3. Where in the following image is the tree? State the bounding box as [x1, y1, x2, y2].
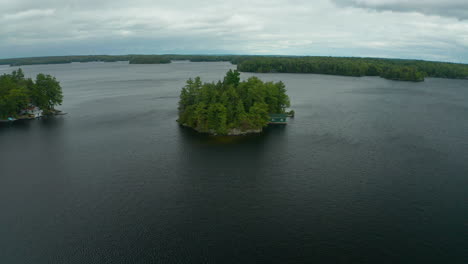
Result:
[0, 71, 29, 118]
[223, 69, 240, 87]
[5, 87, 30, 114]
[248, 102, 269, 128]
[11, 68, 25, 81]
[32, 74, 63, 111]
[207, 103, 227, 134]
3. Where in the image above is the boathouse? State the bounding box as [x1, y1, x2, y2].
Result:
[20, 105, 43, 118]
[269, 114, 288, 124]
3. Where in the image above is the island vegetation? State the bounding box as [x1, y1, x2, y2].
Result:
[177, 70, 290, 135]
[0, 68, 63, 120]
[2, 55, 468, 82]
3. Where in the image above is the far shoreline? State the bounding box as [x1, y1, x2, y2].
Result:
[2, 55, 467, 82]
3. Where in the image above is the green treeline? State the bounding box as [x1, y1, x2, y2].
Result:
[2, 55, 468, 82]
[0, 69, 63, 118]
[129, 55, 171, 64]
[237, 56, 468, 82]
[0, 55, 133, 66]
[178, 70, 290, 135]
[129, 55, 242, 63]
[0, 55, 249, 66]
[128, 55, 255, 64]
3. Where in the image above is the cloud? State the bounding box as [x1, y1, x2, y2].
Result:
[332, 0, 468, 20]
[2, 8, 55, 20]
[0, 0, 467, 63]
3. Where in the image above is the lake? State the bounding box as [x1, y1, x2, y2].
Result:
[0, 61, 467, 263]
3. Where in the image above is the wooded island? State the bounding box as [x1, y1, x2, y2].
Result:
[177, 70, 290, 135]
[0, 69, 63, 120]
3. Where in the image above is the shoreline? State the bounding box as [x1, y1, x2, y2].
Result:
[0, 109, 66, 122]
[179, 122, 263, 136]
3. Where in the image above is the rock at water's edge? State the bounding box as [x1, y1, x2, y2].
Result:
[227, 128, 262, 136]
[179, 122, 262, 136]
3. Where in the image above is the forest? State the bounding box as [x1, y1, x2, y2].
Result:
[0, 55, 133, 66]
[0, 69, 63, 118]
[128, 55, 171, 64]
[178, 70, 290, 135]
[0, 55, 245, 66]
[237, 56, 468, 82]
[2, 55, 468, 82]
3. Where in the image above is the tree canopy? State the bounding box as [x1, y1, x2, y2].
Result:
[177, 70, 290, 135]
[237, 56, 468, 82]
[0, 69, 63, 118]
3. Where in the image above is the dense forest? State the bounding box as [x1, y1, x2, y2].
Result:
[128, 55, 251, 64]
[2, 55, 468, 82]
[0, 55, 247, 66]
[237, 56, 468, 82]
[178, 70, 290, 135]
[0, 69, 63, 118]
[128, 55, 171, 64]
[0, 55, 133, 66]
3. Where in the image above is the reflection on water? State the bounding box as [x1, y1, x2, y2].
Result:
[0, 115, 65, 129]
[40, 115, 66, 127]
[177, 124, 287, 146]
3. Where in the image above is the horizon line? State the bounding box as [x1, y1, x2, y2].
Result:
[1, 54, 467, 65]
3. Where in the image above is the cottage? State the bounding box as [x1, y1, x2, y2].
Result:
[20, 105, 43, 118]
[269, 114, 288, 124]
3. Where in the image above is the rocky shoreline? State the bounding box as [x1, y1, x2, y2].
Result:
[226, 128, 262, 136]
[179, 122, 262, 136]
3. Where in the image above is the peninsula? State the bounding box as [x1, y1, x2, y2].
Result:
[0, 69, 63, 121]
[177, 70, 291, 135]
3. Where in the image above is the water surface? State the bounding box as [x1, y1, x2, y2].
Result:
[1, 62, 467, 263]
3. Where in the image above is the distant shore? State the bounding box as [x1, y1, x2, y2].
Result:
[2, 55, 468, 82]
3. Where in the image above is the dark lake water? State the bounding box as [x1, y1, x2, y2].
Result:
[0, 61, 467, 263]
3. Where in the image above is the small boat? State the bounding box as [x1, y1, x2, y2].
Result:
[0, 117, 16, 122]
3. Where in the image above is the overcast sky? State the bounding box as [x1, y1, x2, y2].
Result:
[1, 0, 468, 63]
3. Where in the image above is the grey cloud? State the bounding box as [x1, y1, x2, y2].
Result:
[332, 0, 468, 20]
[0, 0, 467, 62]
[2, 9, 55, 20]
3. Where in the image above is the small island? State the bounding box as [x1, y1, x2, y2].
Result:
[0, 68, 64, 122]
[177, 70, 291, 135]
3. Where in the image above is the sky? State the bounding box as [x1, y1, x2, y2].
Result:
[1, 0, 468, 63]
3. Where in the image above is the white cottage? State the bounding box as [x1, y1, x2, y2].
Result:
[20, 105, 43, 118]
